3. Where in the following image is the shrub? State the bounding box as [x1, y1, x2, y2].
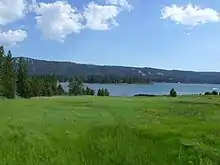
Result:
[169, 88, 177, 97]
[204, 92, 211, 95]
[211, 90, 218, 95]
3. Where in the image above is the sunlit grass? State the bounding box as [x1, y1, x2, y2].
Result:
[0, 96, 220, 164]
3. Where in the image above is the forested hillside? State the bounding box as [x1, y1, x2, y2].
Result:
[13, 57, 220, 84]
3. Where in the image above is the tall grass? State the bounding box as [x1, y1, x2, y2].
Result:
[0, 96, 219, 164]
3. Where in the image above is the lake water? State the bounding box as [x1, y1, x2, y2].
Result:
[61, 82, 220, 96]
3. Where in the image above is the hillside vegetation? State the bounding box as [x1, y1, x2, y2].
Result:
[0, 96, 220, 164]
[14, 57, 220, 84]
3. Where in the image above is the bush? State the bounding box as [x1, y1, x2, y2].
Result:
[204, 92, 211, 95]
[211, 90, 218, 95]
[169, 88, 177, 97]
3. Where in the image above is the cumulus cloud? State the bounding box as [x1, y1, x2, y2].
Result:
[0, 29, 27, 46]
[106, 0, 132, 11]
[34, 1, 83, 42]
[83, 2, 120, 30]
[0, 0, 27, 25]
[32, 0, 132, 41]
[161, 4, 220, 27]
[83, 0, 132, 31]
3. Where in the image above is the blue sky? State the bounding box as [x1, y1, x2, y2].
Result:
[1, 0, 220, 71]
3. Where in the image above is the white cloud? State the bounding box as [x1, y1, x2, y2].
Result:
[0, 29, 27, 46]
[34, 1, 83, 42]
[83, 2, 120, 30]
[161, 4, 220, 27]
[84, 0, 132, 31]
[106, 0, 132, 11]
[29, 0, 37, 11]
[0, 0, 27, 25]
[32, 0, 132, 41]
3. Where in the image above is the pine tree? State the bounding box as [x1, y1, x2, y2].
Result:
[50, 74, 58, 95]
[85, 87, 95, 96]
[169, 88, 177, 97]
[69, 77, 75, 95]
[16, 57, 29, 98]
[97, 88, 104, 96]
[40, 79, 47, 96]
[0, 46, 5, 95]
[2, 51, 16, 99]
[57, 84, 65, 95]
[69, 77, 84, 96]
[104, 88, 110, 96]
[45, 80, 53, 97]
[30, 77, 42, 97]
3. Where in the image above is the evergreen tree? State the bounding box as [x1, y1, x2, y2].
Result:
[104, 88, 110, 96]
[68, 77, 84, 95]
[16, 57, 30, 98]
[211, 90, 218, 95]
[85, 86, 95, 96]
[40, 80, 47, 96]
[30, 77, 42, 97]
[97, 88, 110, 96]
[57, 84, 65, 95]
[45, 80, 53, 97]
[97, 88, 104, 96]
[0, 46, 5, 95]
[90, 89, 95, 96]
[97, 89, 101, 96]
[24, 79, 32, 98]
[169, 88, 177, 97]
[2, 51, 16, 99]
[68, 77, 74, 95]
[50, 74, 58, 95]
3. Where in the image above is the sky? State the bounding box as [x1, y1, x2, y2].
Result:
[1, 0, 220, 71]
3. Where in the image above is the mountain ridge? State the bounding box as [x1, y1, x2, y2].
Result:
[13, 57, 220, 84]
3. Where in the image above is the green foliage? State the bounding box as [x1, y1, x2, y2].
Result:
[57, 84, 65, 95]
[0, 47, 65, 99]
[49, 74, 58, 95]
[104, 88, 110, 96]
[29, 77, 42, 97]
[97, 88, 103, 96]
[204, 92, 211, 95]
[0, 46, 5, 95]
[68, 77, 84, 96]
[0, 96, 220, 164]
[45, 80, 53, 97]
[211, 90, 218, 95]
[204, 91, 219, 96]
[14, 56, 220, 84]
[97, 88, 110, 96]
[85, 87, 95, 96]
[16, 57, 30, 98]
[1, 51, 16, 99]
[170, 88, 177, 97]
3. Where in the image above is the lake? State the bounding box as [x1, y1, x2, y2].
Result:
[61, 82, 220, 96]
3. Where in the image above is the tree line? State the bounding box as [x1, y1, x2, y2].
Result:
[49, 74, 151, 84]
[0, 46, 110, 99]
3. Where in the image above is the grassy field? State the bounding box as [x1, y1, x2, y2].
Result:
[0, 96, 220, 164]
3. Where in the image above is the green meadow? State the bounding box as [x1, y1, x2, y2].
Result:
[0, 96, 220, 165]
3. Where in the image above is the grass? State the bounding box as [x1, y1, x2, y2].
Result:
[0, 96, 220, 164]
